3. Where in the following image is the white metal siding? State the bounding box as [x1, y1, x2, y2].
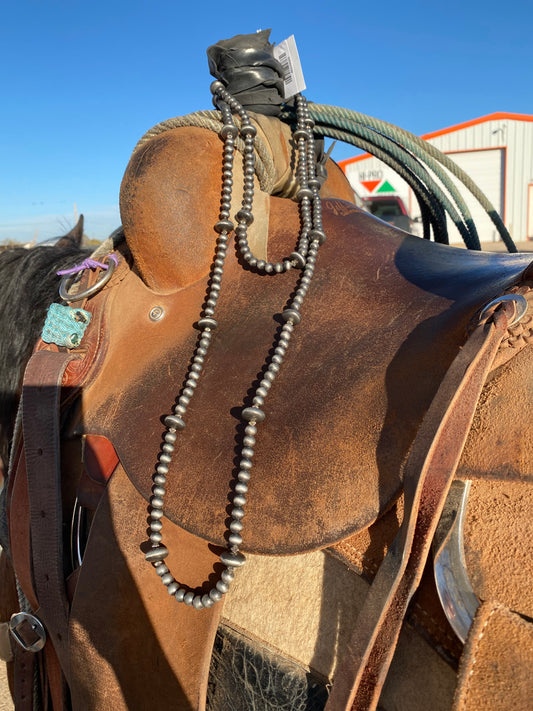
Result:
[435, 148, 504, 243]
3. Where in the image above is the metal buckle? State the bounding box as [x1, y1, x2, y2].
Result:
[9, 612, 47, 653]
[479, 293, 528, 327]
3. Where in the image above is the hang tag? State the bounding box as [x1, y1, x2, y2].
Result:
[273, 35, 306, 99]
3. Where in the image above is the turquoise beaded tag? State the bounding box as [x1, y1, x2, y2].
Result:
[41, 303, 92, 348]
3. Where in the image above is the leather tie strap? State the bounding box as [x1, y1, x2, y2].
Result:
[326, 302, 514, 711]
[21, 348, 78, 686]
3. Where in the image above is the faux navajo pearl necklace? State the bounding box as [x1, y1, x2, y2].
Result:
[145, 83, 327, 610]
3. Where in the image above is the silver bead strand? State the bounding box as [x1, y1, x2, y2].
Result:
[211, 82, 300, 275]
[145, 88, 327, 610]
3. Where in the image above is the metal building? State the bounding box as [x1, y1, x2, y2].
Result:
[339, 113, 533, 244]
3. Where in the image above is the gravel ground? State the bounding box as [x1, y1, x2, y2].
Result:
[0, 663, 13, 711]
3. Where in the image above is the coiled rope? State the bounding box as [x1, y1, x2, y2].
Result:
[301, 104, 516, 252]
[133, 105, 517, 252]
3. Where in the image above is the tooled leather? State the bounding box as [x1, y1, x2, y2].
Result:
[77, 197, 533, 556]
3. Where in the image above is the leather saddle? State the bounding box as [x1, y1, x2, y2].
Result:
[6, 122, 533, 710]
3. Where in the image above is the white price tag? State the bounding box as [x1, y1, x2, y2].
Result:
[273, 35, 306, 99]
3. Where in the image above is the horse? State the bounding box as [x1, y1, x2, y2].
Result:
[2, 34, 533, 711]
[0, 216, 89, 479]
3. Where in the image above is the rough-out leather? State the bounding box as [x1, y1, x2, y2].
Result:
[4, 120, 533, 710]
[453, 602, 533, 711]
[80, 197, 533, 555]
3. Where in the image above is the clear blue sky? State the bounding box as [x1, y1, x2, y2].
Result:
[1, 0, 531, 243]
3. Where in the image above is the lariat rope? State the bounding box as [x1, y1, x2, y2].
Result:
[133, 110, 277, 195]
[134, 106, 516, 252]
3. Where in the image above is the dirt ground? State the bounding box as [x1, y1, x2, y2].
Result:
[0, 663, 12, 711]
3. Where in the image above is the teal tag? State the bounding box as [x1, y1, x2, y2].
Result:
[41, 303, 92, 348]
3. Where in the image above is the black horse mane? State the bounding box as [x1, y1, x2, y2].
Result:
[0, 243, 91, 471]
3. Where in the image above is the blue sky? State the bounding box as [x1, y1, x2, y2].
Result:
[1, 0, 531, 243]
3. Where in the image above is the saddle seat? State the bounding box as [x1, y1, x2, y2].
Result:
[70, 195, 533, 555]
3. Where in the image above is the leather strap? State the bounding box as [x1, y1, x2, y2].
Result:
[326, 303, 514, 711]
[21, 349, 78, 686]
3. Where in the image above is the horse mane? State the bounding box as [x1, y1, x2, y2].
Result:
[0, 243, 91, 470]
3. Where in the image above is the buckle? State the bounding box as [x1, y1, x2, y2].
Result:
[8, 612, 47, 652]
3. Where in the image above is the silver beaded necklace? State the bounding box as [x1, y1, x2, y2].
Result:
[145, 83, 327, 610]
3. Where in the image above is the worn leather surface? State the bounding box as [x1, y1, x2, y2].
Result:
[77, 195, 532, 555]
[462, 477, 533, 619]
[453, 602, 533, 711]
[69, 463, 223, 710]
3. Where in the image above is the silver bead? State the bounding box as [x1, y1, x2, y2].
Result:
[282, 309, 302, 325]
[242, 406, 265, 422]
[184, 592, 195, 606]
[290, 251, 306, 269]
[228, 533, 242, 547]
[233, 494, 246, 507]
[209, 588, 223, 602]
[229, 519, 243, 533]
[161, 573, 174, 586]
[220, 551, 246, 567]
[193, 595, 204, 610]
[231, 507, 245, 520]
[202, 594, 215, 608]
[221, 568, 235, 583]
[197, 317, 218, 330]
[216, 579, 230, 594]
[235, 481, 248, 494]
[164, 414, 185, 430]
[175, 588, 186, 602]
[167, 582, 179, 595]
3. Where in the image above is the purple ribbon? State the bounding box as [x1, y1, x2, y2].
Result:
[57, 253, 118, 276]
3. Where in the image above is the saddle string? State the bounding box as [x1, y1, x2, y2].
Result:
[144, 86, 326, 610]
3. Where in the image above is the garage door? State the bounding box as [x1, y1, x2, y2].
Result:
[443, 148, 504, 244]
